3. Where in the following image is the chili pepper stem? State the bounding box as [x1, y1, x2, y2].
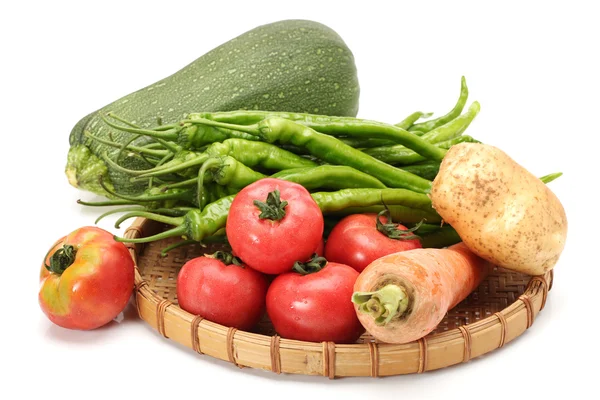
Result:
[136, 153, 210, 179]
[105, 116, 182, 154]
[114, 225, 187, 244]
[101, 152, 156, 176]
[149, 153, 176, 189]
[160, 239, 199, 257]
[102, 113, 179, 141]
[540, 172, 563, 184]
[83, 131, 170, 158]
[114, 210, 182, 229]
[182, 118, 262, 136]
[94, 206, 146, 224]
[395, 111, 433, 130]
[77, 199, 138, 207]
[94, 176, 190, 207]
[352, 284, 409, 325]
[162, 177, 198, 189]
[197, 158, 221, 210]
[409, 76, 469, 133]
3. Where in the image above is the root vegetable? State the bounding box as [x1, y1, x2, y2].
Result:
[352, 243, 491, 344]
[429, 143, 567, 276]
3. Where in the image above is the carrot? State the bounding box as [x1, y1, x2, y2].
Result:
[351, 242, 492, 344]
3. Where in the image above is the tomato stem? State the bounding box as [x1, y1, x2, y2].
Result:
[352, 284, 409, 325]
[253, 190, 288, 221]
[208, 250, 244, 267]
[45, 245, 76, 275]
[376, 209, 423, 241]
[293, 253, 327, 275]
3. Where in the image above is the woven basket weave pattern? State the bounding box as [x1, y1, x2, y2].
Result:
[127, 220, 552, 378]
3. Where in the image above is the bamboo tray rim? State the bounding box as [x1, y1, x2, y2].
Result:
[125, 217, 553, 379]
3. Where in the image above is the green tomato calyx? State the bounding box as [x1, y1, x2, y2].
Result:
[253, 189, 288, 221]
[208, 250, 244, 267]
[46, 245, 77, 275]
[292, 253, 327, 275]
[376, 209, 423, 241]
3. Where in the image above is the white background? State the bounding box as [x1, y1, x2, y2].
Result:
[1, 1, 597, 399]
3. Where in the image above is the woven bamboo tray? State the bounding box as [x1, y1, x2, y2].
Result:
[125, 218, 553, 378]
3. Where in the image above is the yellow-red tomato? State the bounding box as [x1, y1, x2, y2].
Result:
[39, 226, 135, 330]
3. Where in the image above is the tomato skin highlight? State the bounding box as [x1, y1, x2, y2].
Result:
[325, 213, 422, 272]
[266, 262, 365, 344]
[176, 256, 268, 331]
[226, 178, 324, 275]
[38, 226, 135, 330]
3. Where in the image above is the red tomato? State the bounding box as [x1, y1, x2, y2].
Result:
[266, 262, 365, 343]
[262, 239, 325, 285]
[39, 226, 135, 330]
[226, 178, 324, 275]
[176, 252, 268, 331]
[314, 238, 325, 257]
[324, 213, 422, 272]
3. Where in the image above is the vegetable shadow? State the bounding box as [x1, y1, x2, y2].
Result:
[43, 297, 142, 344]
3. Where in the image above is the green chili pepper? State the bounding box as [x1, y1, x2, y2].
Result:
[257, 119, 434, 193]
[213, 182, 232, 201]
[77, 177, 214, 210]
[185, 117, 433, 193]
[195, 155, 267, 208]
[363, 131, 480, 166]
[113, 195, 235, 245]
[338, 137, 397, 148]
[189, 112, 447, 161]
[188, 75, 468, 136]
[81, 162, 390, 221]
[311, 188, 433, 213]
[175, 123, 260, 149]
[199, 156, 267, 188]
[324, 205, 441, 224]
[206, 139, 317, 171]
[196, 160, 388, 208]
[419, 101, 481, 144]
[394, 111, 433, 131]
[120, 109, 447, 162]
[101, 149, 203, 178]
[400, 161, 441, 181]
[101, 138, 317, 180]
[271, 165, 387, 190]
[190, 109, 381, 126]
[102, 113, 259, 150]
[84, 130, 171, 159]
[189, 76, 469, 136]
[417, 225, 462, 248]
[408, 76, 469, 134]
[112, 188, 436, 245]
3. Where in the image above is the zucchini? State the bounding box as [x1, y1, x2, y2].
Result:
[66, 19, 360, 197]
